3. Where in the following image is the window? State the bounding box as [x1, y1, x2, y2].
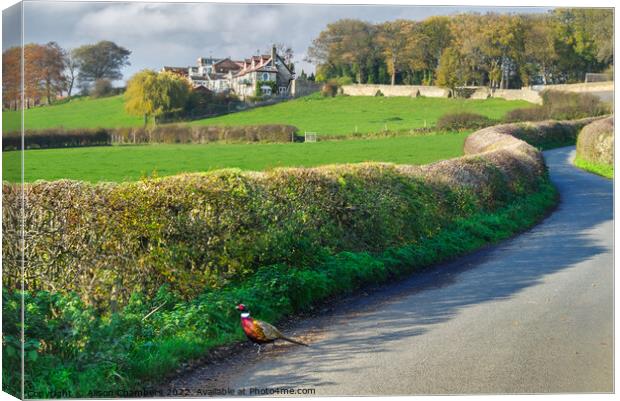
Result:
[262, 72, 269, 81]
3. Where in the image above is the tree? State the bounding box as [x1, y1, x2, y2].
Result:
[436, 47, 467, 92]
[522, 15, 558, 85]
[40, 42, 66, 104]
[376, 20, 414, 85]
[307, 19, 378, 83]
[74, 41, 131, 87]
[63, 48, 79, 97]
[2, 47, 21, 110]
[125, 70, 190, 125]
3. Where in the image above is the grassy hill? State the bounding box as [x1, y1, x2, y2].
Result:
[2, 95, 143, 132]
[3, 132, 469, 182]
[191, 94, 532, 135]
[3, 93, 531, 134]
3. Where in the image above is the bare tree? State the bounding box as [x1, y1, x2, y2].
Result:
[64, 48, 79, 97]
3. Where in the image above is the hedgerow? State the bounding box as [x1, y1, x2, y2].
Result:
[503, 90, 611, 123]
[576, 116, 614, 165]
[2, 124, 298, 150]
[2, 117, 585, 397]
[3, 177, 557, 398]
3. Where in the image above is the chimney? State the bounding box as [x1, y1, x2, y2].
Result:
[271, 44, 277, 65]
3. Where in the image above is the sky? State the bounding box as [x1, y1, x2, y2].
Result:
[3, 1, 552, 83]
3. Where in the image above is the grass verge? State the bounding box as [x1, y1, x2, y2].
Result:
[3, 176, 557, 398]
[573, 157, 613, 179]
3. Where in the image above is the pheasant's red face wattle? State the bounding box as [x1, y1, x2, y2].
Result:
[236, 304, 246, 311]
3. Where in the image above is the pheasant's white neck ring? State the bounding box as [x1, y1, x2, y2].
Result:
[240, 312, 250, 318]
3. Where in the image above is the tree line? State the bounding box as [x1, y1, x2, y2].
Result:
[306, 8, 613, 89]
[2, 40, 130, 110]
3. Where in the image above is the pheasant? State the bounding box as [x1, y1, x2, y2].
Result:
[236, 304, 308, 353]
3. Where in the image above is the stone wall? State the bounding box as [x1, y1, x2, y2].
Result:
[291, 79, 321, 97]
[471, 87, 543, 104]
[341, 84, 450, 98]
[539, 81, 614, 93]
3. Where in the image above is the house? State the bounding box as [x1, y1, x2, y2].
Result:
[173, 45, 295, 98]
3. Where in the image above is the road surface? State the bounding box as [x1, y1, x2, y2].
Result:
[169, 146, 613, 395]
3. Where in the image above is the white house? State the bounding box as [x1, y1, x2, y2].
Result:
[164, 45, 294, 98]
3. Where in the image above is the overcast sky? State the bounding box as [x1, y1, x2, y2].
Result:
[3, 1, 551, 82]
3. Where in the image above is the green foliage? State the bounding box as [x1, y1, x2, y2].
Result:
[73, 41, 131, 84]
[255, 80, 277, 97]
[2, 176, 557, 398]
[437, 112, 494, 131]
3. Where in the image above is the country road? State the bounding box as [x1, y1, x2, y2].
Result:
[168, 146, 613, 395]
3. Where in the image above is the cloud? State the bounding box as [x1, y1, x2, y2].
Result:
[15, 1, 551, 81]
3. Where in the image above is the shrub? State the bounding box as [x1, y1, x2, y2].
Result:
[375, 90, 384, 97]
[437, 112, 494, 131]
[504, 90, 610, 123]
[321, 80, 339, 97]
[91, 79, 114, 98]
[576, 116, 614, 165]
[504, 107, 549, 122]
[335, 76, 354, 86]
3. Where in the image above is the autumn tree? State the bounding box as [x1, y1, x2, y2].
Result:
[2, 47, 21, 110]
[376, 20, 414, 85]
[125, 70, 190, 125]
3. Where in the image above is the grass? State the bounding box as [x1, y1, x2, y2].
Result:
[573, 157, 613, 179]
[2, 132, 469, 182]
[3, 176, 558, 398]
[191, 94, 532, 135]
[3, 93, 531, 134]
[2, 95, 143, 132]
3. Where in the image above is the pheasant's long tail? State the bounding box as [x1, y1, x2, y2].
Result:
[280, 336, 309, 346]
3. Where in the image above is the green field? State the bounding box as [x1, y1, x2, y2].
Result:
[192, 94, 531, 135]
[3, 132, 469, 182]
[3, 93, 530, 134]
[2, 95, 143, 132]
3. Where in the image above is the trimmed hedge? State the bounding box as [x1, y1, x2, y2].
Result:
[576, 116, 614, 165]
[2, 128, 111, 151]
[112, 124, 297, 144]
[2, 124, 299, 151]
[3, 180, 558, 398]
[3, 117, 587, 308]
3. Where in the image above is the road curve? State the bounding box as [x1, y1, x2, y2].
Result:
[171, 146, 613, 395]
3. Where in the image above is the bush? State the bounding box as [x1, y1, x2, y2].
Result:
[576, 116, 614, 165]
[504, 90, 610, 123]
[321, 80, 339, 97]
[437, 112, 494, 131]
[91, 79, 114, 98]
[375, 90, 384, 97]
